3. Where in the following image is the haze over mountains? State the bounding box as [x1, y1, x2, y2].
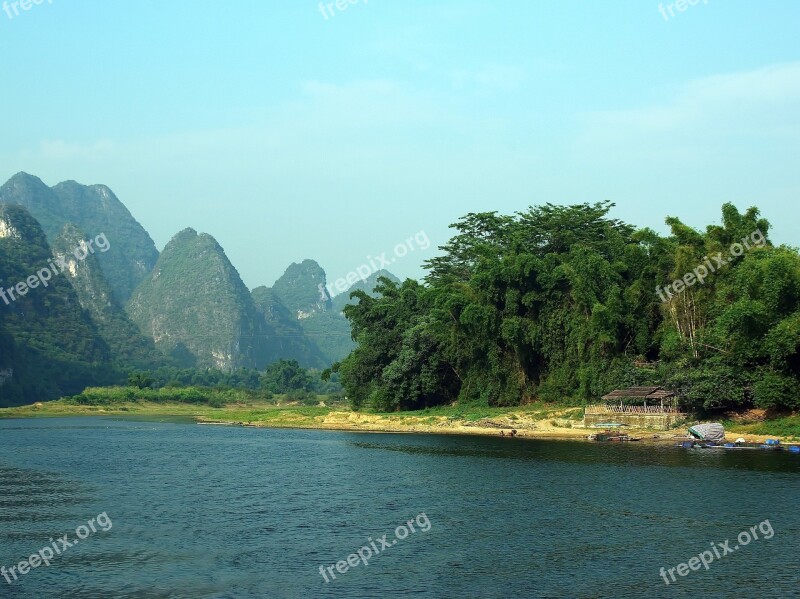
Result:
[0, 173, 398, 405]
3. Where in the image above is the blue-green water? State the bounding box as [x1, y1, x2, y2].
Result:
[0, 417, 798, 598]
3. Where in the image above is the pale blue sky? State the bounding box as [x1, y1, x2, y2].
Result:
[1, 1, 798, 291]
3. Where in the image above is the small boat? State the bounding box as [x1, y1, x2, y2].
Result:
[720, 443, 763, 450]
[679, 441, 725, 449]
[678, 439, 800, 452]
[588, 429, 635, 442]
[677, 423, 727, 449]
[688, 423, 725, 443]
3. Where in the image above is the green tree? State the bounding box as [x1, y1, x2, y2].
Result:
[259, 359, 312, 393]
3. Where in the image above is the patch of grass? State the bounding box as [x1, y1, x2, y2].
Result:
[387, 405, 501, 421]
[379, 402, 581, 426]
[723, 415, 800, 441]
[0, 398, 330, 427]
[61, 386, 277, 407]
[530, 409, 560, 421]
[4, 395, 796, 442]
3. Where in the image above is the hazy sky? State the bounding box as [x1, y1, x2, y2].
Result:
[1, 1, 798, 291]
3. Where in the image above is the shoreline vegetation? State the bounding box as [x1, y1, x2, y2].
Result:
[4, 201, 799, 443]
[1, 387, 797, 443]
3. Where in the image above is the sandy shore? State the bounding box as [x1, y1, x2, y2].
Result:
[4, 400, 794, 444]
[198, 410, 800, 445]
[197, 410, 688, 444]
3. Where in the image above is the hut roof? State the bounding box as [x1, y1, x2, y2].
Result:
[601, 386, 675, 401]
[646, 389, 675, 400]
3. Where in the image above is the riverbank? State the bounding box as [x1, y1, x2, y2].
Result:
[2, 399, 798, 443]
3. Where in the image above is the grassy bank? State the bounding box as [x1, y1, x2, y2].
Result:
[0, 399, 602, 440]
[721, 415, 800, 440]
[1, 389, 798, 442]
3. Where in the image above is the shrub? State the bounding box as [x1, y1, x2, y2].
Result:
[286, 389, 319, 405]
[208, 396, 226, 408]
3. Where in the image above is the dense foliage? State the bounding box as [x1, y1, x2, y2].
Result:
[128, 360, 341, 395]
[333, 203, 800, 414]
[66, 386, 276, 407]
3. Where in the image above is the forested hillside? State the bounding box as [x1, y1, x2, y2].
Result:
[126, 228, 271, 370]
[50, 224, 162, 370]
[333, 202, 800, 414]
[0, 205, 115, 405]
[0, 173, 159, 303]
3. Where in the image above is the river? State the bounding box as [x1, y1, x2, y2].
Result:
[0, 417, 797, 598]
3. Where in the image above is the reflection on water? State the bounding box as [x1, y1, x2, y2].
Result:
[349, 435, 800, 473]
[0, 417, 797, 598]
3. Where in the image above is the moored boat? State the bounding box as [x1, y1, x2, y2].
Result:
[588, 429, 639, 442]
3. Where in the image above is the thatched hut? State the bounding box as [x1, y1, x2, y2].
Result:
[584, 386, 684, 430]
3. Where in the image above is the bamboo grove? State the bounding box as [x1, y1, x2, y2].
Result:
[331, 202, 800, 415]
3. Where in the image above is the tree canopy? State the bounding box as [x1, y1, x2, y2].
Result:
[332, 202, 800, 414]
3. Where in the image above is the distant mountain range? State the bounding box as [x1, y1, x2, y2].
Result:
[0, 173, 158, 303]
[0, 172, 400, 405]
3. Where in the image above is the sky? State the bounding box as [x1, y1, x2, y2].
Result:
[1, 0, 798, 292]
